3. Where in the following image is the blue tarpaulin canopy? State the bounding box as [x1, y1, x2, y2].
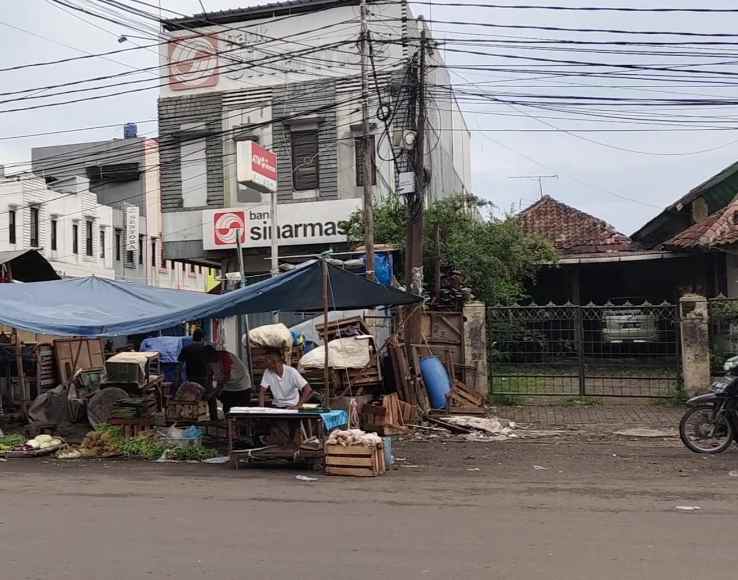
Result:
[0, 260, 420, 337]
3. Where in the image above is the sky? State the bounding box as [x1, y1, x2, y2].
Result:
[2, 0, 738, 236]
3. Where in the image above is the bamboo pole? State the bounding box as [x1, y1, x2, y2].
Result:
[322, 259, 330, 404]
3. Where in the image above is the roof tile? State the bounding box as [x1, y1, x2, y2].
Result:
[517, 195, 633, 255]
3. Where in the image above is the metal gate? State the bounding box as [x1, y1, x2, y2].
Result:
[708, 297, 738, 373]
[487, 302, 681, 398]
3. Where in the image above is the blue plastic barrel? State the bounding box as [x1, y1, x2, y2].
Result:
[420, 356, 451, 409]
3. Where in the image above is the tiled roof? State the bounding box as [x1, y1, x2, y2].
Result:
[665, 196, 738, 249]
[517, 195, 633, 255]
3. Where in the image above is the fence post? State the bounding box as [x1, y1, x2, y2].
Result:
[575, 305, 586, 396]
[463, 301, 489, 395]
[679, 294, 710, 396]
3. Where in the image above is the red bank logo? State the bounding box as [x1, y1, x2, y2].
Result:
[214, 211, 246, 246]
[169, 36, 219, 91]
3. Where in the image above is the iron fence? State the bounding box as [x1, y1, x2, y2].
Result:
[708, 297, 738, 373]
[487, 302, 681, 398]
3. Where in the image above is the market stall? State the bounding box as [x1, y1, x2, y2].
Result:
[0, 260, 421, 472]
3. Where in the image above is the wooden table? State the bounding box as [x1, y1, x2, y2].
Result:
[226, 410, 327, 470]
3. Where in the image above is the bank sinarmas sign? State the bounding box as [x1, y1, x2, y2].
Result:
[202, 199, 361, 251]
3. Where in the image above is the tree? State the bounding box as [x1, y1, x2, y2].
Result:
[345, 193, 556, 305]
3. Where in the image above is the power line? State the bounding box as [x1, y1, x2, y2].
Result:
[380, 1, 738, 13]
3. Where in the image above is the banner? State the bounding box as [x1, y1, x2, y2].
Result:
[202, 199, 361, 250]
[125, 206, 139, 251]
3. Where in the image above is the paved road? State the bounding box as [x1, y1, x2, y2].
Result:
[2, 435, 737, 580]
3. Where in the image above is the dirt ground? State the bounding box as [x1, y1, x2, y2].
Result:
[2, 415, 738, 580]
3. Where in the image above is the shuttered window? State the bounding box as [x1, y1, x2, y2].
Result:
[291, 131, 319, 191]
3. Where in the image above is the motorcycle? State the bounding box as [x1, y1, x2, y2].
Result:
[680, 355, 738, 454]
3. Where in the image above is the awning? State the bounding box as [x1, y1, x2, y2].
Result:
[0, 260, 420, 337]
[0, 250, 60, 282]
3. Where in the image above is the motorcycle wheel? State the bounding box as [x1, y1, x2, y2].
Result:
[680, 404, 734, 454]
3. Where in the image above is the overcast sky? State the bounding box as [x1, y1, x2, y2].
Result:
[2, 0, 738, 235]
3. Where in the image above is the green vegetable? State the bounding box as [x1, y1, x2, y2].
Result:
[0, 434, 25, 452]
[119, 432, 166, 460]
[168, 445, 218, 461]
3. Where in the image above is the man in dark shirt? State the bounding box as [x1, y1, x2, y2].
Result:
[178, 329, 217, 419]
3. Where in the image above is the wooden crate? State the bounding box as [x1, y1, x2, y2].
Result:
[325, 443, 386, 477]
[109, 417, 154, 438]
[166, 400, 209, 422]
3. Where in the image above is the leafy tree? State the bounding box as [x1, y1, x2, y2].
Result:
[345, 193, 556, 304]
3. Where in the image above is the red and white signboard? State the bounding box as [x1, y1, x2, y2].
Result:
[168, 36, 219, 91]
[202, 199, 361, 251]
[212, 210, 247, 247]
[236, 141, 278, 193]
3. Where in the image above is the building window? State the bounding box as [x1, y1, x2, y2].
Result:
[126, 250, 134, 267]
[99, 228, 106, 259]
[51, 219, 57, 251]
[85, 220, 93, 256]
[138, 235, 144, 265]
[190, 263, 195, 274]
[355, 135, 377, 187]
[30, 207, 39, 247]
[9, 210, 16, 244]
[151, 239, 157, 268]
[160, 243, 166, 269]
[115, 229, 121, 261]
[72, 224, 79, 254]
[291, 131, 319, 191]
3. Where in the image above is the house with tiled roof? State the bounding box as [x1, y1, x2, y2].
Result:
[516, 195, 721, 304]
[631, 159, 738, 299]
[517, 196, 633, 256]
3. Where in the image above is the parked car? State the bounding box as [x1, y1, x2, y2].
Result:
[602, 297, 659, 343]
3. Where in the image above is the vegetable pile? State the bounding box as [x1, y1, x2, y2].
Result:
[78, 424, 218, 461]
[0, 434, 25, 453]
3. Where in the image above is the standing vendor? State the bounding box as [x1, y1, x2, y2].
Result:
[178, 329, 217, 418]
[258, 350, 315, 409]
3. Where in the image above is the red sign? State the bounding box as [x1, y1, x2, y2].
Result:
[213, 210, 246, 247]
[237, 141, 278, 193]
[168, 36, 219, 91]
[251, 142, 277, 181]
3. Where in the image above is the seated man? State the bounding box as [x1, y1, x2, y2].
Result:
[258, 350, 314, 409]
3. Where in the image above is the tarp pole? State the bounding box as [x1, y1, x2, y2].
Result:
[236, 230, 253, 382]
[322, 259, 330, 403]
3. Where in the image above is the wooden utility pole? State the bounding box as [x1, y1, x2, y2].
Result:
[235, 230, 252, 376]
[322, 259, 331, 402]
[360, 0, 375, 281]
[405, 28, 427, 345]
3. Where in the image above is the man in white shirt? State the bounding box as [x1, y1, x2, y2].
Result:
[259, 351, 314, 409]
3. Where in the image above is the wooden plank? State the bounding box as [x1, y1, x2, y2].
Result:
[326, 456, 375, 467]
[325, 445, 374, 457]
[325, 466, 378, 477]
[425, 414, 472, 434]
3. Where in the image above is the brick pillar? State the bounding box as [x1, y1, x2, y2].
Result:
[680, 294, 710, 396]
[463, 302, 489, 395]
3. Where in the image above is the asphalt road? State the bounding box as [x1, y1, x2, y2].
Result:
[1, 437, 737, 580]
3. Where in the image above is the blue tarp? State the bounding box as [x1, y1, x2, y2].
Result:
[0, 260, 420, 337]
[140, 336, 192, 363]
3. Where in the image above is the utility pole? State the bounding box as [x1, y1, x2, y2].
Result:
[406, 27, 427, 346]
[360, 0, 375, 281]
[270, 190, 280, 323]
[235, 230, 252, 375]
